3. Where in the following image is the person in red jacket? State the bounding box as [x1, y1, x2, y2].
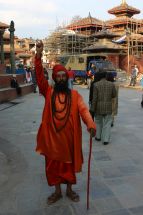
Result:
[67, 67, 75, 89]
[35, 41, 96, 204]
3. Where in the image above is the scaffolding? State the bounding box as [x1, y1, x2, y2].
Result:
[43, 20, 102, 58]
[43, 16, 143, 62]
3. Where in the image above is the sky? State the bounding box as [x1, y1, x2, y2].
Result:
[0, 0, 143, 39]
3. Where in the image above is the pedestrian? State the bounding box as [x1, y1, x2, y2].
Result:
[31, 66, 37, 93]
[89, 72, 101, 120]
[67, 67, 75, 89]
[86, 70, 94, 89]
[35, 40, 96, 204]
[140, 73, 143, 90]
[90, 69, 116, 145]
[140, 74, 143, 108]
[25, 67, 32, 83]
[106, 72, 119, 127]
[129, 65, 139, 86]
[10, 74, 21, 95]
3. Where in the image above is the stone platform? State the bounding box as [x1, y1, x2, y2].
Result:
[0, 74, 33, 103]
[0, 86, 143, 215]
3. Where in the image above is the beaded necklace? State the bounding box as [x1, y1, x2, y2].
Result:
[51, 90, 71, 132]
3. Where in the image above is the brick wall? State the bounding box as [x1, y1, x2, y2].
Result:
[119, 55, 143, 74]
[0, 64, 6, 74]
[107, 55, 119, 68]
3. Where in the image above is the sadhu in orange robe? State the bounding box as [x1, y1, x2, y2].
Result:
[35, 56, 96, 186]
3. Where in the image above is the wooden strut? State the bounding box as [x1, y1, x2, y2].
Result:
[87, 136, 93, 210]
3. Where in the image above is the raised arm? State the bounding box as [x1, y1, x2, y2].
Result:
[35, 40, 48, 97]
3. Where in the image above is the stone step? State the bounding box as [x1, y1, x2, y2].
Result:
[0, 74, 25, 88]
[0, 83, 33, 103]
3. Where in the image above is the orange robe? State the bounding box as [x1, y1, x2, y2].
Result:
[35, 56, 96, 185]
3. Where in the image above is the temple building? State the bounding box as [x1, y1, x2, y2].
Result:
[106, 0, 143, 72]
[45, 0, 143, 73]
[0, 22, 9, 73]
[0, 21, 34, 102]
[67, 12, 104, 35]
[83, 28, 126, 68]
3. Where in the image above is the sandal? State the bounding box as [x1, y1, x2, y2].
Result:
[66, 190, 80, 202]
[47, 192, 63, 204]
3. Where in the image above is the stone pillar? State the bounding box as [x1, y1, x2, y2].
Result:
[0, 29, 5, 64]
[9, 21, 16, 74]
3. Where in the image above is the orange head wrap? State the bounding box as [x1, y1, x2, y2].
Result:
[52, 64, 69, 80]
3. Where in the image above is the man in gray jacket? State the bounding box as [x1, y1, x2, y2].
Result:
[90, 69, 116, 145]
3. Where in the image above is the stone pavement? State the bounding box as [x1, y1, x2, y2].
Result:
[0, 85, 143, 215]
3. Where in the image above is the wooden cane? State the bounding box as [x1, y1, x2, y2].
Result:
[87, 136, 92, 210]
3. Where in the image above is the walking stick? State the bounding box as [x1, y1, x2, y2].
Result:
[87, 136, 93, 210]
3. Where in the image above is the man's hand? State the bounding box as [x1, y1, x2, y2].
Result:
[36, 40, 43, 58]
[90, 128, 95, 138]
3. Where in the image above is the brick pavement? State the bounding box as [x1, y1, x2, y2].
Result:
[0, 86, 143, 215]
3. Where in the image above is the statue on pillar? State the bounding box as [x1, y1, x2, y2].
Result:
[9, 20, 16, 74]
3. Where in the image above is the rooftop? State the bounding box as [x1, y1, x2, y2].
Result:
[0, 22, 9, 29]
[108, 0, 140, 17]
[67, 12, 103, 29]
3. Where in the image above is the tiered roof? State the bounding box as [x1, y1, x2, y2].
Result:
[0, 21, 9, 29]
[83, 40, 125, 52]
[67, 12, 103, 29]
[129, 33, 143, 42]
[108, 0, 140, 17]
[83, 28, 125, 52]
[90, 28, 119, 39]
[106, 16, 142, 27]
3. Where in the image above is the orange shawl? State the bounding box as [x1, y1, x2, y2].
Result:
[35, 56, 96, 172]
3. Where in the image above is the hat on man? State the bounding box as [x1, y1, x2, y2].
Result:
[52, 64, 68, 80]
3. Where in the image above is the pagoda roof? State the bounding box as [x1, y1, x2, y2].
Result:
[83, 39, 125, 51]
[67, 12, 103, 29]
[108, 1, 140, 17]
[106, 16, 141, 25]
[90, 28, 119, 38]
[129, 33, 143, 42]
[0, 21, 9, 29]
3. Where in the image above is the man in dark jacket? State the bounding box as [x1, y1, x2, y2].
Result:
[90, 69, 116, 145]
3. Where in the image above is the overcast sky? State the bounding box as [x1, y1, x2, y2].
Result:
[0, 0, 143, 39]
